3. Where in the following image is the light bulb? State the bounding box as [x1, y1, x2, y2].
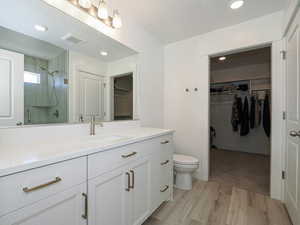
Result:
[34, 25, 48, 32]
[98, 0, 108, 19]
[112, 10, 122, 29]
[100, 51, 108, 56]
[78, 0, 92, 8]
[229, 0, 244, 9]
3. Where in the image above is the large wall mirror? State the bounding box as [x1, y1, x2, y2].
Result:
[0, 0, 139, 127]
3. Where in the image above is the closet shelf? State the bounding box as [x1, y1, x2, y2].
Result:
[211, 76, 271, 85]
[114, 85, 130, 92]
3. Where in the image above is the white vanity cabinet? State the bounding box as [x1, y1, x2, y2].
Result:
[0, 133, 174, 225]
[88, 134, 173, 225]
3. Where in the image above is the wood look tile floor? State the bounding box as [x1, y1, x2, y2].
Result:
[210, 149, 270, 196]
[143, 180, 292, 225]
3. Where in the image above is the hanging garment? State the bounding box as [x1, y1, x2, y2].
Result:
[263, 94, 271, 137]
[237, 97, 243, 124]
[250, 96, 255, 129]
[240, 96, 250, 136]
[255, 97, 262, 127]
[231, 96, 239, 132]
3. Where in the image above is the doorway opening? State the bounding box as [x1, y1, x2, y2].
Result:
[209, 46, 271, 196]
[112, 73, 133, 120]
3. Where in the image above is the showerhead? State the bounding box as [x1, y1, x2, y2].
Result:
[40, 66, 59, 76]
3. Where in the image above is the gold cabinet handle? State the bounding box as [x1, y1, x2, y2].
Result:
[121, 152, 137, 158]
[160, 185, 169, 192]
[82, 193, 88, 219]
[130, 170, 135, 189]
[23, 177, 62, 193]
[126, 172, 131, 191]
[160, 160, 170, 166]
[161, 140, 169, 144]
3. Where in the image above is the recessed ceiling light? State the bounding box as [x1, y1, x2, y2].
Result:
[229, 0, 244, 9]
[34, 25, 48, 32]
[219, 56, 226, 61]
[100, 51, 108, 56]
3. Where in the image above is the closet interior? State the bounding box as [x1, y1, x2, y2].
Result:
[209, 47, 271, 195]
[113, 73, 133, 120]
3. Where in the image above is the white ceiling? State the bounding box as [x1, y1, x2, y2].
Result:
[107, 0, 289, 43]
[0, 0, 137, 62]
[0, 26, 64, 60]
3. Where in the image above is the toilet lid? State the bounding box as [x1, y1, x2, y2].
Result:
[173, 154, 199, 165]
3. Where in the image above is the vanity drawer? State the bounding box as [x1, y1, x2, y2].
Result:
[0, 157, 86, 217]
[89, 143, 139, 179]
[88, 138, 161, 179]
[159, 134, 173, 160]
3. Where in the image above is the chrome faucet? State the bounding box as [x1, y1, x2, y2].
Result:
[90, 115, 103, 136]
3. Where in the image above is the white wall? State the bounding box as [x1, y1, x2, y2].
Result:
[164, 12, 284, 199]
[43, 0, 165, 128]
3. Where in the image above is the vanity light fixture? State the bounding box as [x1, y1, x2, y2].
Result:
[219, 56, 226, 61]
[229, 0, 245, 9]
[98, 0, 108, 19]
[100, 51, 108, 56]
[78, 0, 92, 8]
[68, 0, 122, 29]
[112, 10, 122, 29]
[34, 24, 48, 32]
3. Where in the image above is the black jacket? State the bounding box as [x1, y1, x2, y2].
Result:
[240, 97, 250, 136]
[250, 96, 256, 129]
[263, 94, 271, 137]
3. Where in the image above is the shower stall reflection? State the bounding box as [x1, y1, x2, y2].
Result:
[24, 52, 68, 125]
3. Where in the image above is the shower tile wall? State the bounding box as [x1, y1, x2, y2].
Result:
[24, 55, 50, 124]
[48, 51, 68, 123]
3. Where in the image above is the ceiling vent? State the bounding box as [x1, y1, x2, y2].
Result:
[61, 33, 84, 44]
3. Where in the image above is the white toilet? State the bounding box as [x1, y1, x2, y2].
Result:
[173, 154, 199, 190]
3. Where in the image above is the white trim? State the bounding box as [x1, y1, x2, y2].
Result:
[271, 40, 286, 200]
[283, 0, 300, 37]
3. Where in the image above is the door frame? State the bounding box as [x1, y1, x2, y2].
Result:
[205, 41, 286, 200]
[108, 68, 139, 122]
[110, 72, 134, 121]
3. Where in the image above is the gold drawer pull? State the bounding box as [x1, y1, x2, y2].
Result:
[23, 177, 62, 193]
[160, 185, 169, 193]
[161, 140, 169, 144]
[160, 160, 170, 166]
[121, 152, 137, 158]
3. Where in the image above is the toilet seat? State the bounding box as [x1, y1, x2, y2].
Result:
[173, 154, 199, 165]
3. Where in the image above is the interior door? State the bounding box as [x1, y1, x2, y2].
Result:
[0, 48, 24, 126]
[0, 184, 87, 225]
[285, 10, 300, 225]
[78, 71, 105, 122]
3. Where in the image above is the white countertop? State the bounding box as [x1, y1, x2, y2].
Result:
[0, 127, 174, 177]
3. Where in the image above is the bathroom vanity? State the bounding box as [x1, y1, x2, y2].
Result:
[0, 127, 174, 225]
